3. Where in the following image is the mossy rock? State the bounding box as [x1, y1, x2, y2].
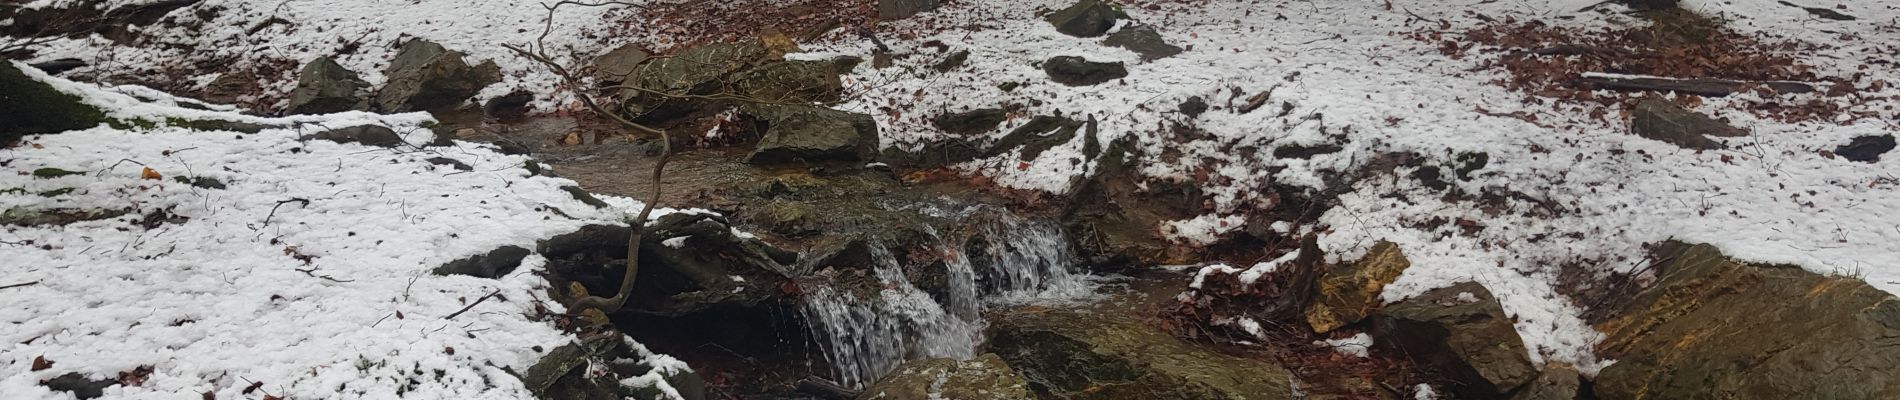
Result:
[1593, 242, 1900, 400]
[989, 308, 1300, 399]
[859, 354, 1033, 400]
[1370, 281, 1536, 398]
[2, 61, 106, 144]
[1305, 241, 1411, 333]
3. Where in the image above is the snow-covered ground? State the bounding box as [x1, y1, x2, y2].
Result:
[799, 0, 1900, 373]
[9, 0, 1899, 385]
[0, 62, 695, 399]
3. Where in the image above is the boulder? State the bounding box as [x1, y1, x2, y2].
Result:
[617, 35, 793, 120]
[1629, 96, 1745, 150]
[987, 115, 1081, 161]
[483, 90, 535, 120]
[592, 43, 652, 83]
[1836, 134, 1894, 163]
[299, 125, 405, 148]
[1102, 25, 1182, 61]
[880, 139, 989, 169]
[1509, 363, 1581, 400]
[40, 372, 114, 399]
[1061, 137, 1169, 269]
[751, 200, 820, 237]
[1042, 56, 1127, 86]
[432, 245, 530, 278]
[729, 60, 846, 103]
[1593, 242, 1900, 400]
[989, 308, 1300, 399]
[375, 40, 501, 112]
[741, 104, 880, 165]
[878, 0, 942, 19]
[932, 50, 970, 72]
[1370, 281, 1537, 398]
[932, 108, 1007, 135]
[539, 214, 797, 317]
[198, 70, 262, 106]
[2, 61, 106, 144]
[859, 354, 1033, 400]
[1305, 241, 1411, 333]
[1045, 0, 1126, 38]
[285, 56, 370, 115]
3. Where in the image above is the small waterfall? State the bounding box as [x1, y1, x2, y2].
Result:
[800, 210, 1093, 388]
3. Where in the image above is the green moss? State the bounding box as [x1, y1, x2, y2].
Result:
[32, 168, 84, 178]
[0, 188, 24, 195]
[1, 62, 108, 144]
[38, 188, 74, 197]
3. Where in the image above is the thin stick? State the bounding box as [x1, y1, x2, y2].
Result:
[0, 281, 39, 290]
[445, 289, 503, 320]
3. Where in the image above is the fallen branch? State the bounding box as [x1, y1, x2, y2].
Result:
[260, 198, 311, 228]
[0, 281, 40, 290]
[445, 289, 503, 320]
[1575, 72, 1818, 97]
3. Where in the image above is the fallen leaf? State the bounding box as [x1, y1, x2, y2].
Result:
[31, 356, 52, 371]
[560, 132, 582, 146]
[141, 167, 162, 180]
[242, 381, 264, 395]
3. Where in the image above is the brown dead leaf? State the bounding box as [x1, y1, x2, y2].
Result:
[560, 132, 582, 146]
[31, 356, 52, 371]
[140, 167, 162, 180]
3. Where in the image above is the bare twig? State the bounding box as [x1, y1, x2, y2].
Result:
[445, 289, 503, 320]
[0, 281, 40, 290]
[260, 198, 311, 228]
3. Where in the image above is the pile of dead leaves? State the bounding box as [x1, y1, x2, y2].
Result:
[1424, 9, 1861, 123]
[608, 0, 878, 53]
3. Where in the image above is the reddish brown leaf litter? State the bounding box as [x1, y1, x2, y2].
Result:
[1426, 9, 1873, 123]
[607, 0, 877, 53]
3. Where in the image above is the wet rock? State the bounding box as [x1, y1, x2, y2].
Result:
[752, 200, 819, 237]
[1629, 96, 1745, 150]
[522, 334, 706, 400]
[541, 214, 797, 316]
[1042, 56, 1127, 86]
[1371, 281, 1537, 398]
[878, 0, 942, 19]
[1044, 0, 1126, 38]
[1509, 363, 1581, 400]
[859, 354, 1033, 400]
[1836, 134, 1894, 163]
[561, 186, 611, 209]
[1102, 25, 1182, 61]
[932, 49, 970, 72]
[2, 61, 106, 144]
[484, 90, 534, 120]
[988, 115, 1081, 161]
[880, 139, 988, 169]
[432, 245, 530, 278]
[932, 108, 1007, 135]
[26, 58, 85, 75]
[741, 104, 880, 165]
[1061, 137, 1169, 269]
[299, 125, 404, 148]
[1305, 241, 1411, 333]
[41, 372, 114, 399]
[1178, 96, 1208, 117]
[285, 56, 370, 115]
[592, 44, 653, 83]
[989, 308, 1300, 399]
[1594, 242, 1900, 400]
[730, 60, 846, 103]
[375, 40, 502, 112]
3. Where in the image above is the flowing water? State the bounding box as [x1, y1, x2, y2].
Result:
[800, 210, 1094, 388]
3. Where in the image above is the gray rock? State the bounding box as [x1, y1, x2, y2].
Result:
[432, 245, 530, 278]
[375, 40, 502, 112]
[1630, 96, 1745, 150]
[1045, 0, 1126, 37]
[742, 104, 880, 165]
[878, 0, 942, 19]
[522, 334, 706, 400]
[616, 37, 787, 120]
[729, 60, 846, 103]
[859, 354, 1033, 400]
[1371, 281, 1538, 398]
[989, 308, 1300, 399]
[988, 115, 1081, 161]
[932, 108, 1007, 135]
[41, 372, 114, 399]
[300, 125, 405, 148]
[1594, 242, 1900, 400]
[2, 61, 106, 144]
[592, 44, 652, 83]
[1103, 25, 1182, 61]
[286, 56, 370, 115]
[1836, 134, 1894, 163]
[932, 49, 969, 72]
[483, 90, 534, 120]
[1043, 56, 1127, 86]
[1179, 96, 1209, 117]
[1509, 364, 1581, 400]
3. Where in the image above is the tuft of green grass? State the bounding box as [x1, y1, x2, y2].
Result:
[32, 168, 84, 178]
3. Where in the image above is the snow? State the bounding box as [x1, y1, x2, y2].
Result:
[0, 61, 668, 399]
[799, 0, 1900, 376]
[1316, 333, 1374, 358]
[1413, 383, 1440, 400]
[15, 0, 641, 110]
[661, 236, 689, 249]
